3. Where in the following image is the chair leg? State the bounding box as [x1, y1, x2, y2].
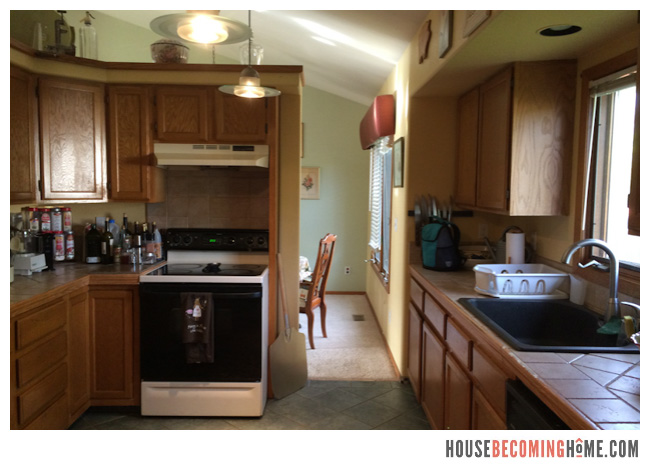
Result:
[320, 302, 328, 338]
[305, 309, 315, 349]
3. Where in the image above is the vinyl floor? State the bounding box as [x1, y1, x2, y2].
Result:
[69, 379, 431, 430]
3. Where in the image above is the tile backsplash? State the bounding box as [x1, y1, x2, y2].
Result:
[146, 166, 269, 230]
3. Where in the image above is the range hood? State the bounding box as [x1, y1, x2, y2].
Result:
[153, 143, 269, 167]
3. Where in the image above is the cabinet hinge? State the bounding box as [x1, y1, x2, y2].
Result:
[506, 189, 511, 200]
[35, 85, 39, 98]
[265, 123, 268, 134]
[107, 181, 112, 193]
[38, 179, 43, 195]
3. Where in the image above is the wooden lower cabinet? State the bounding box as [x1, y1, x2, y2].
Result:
[408, 273, 514, 431]
[472, 386, 507, 430]
[11, 296, 69, 430]
[407, 304, 423, 400]
[421, 322, 445, 430]
[89, 286, 139, 405]
[68, 291, 91, 422]
[444, 353, 472, 430]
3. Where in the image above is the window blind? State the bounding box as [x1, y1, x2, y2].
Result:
[369, 144, 384, 251]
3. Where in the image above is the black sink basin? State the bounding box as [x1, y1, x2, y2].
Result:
[458, 298, 638, 353]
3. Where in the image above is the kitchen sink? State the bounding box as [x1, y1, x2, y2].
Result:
[458, 298, 638, 353]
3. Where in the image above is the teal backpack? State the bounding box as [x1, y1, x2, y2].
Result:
[421, 217, 463, 271]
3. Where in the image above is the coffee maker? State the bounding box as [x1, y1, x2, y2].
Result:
[10, 213, 48, 276]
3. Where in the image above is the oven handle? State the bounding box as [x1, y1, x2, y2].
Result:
[211, 292, 262, 300]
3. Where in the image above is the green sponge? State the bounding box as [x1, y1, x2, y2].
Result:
[597, 317, 621, 335]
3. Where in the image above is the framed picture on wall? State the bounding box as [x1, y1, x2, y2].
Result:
[301, 167, 320, 199]
[438, 11, 452, 58]
[393, 137, 404, 188]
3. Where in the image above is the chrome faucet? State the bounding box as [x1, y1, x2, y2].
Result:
[561, 238, 620, 323]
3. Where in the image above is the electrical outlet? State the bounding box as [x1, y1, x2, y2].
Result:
[344, 266, 351, 275]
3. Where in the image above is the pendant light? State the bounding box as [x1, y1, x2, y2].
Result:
[150, 10, 251, 45]
[219, 11, 281, 99]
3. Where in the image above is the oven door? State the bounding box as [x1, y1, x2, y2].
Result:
[140, 282, 263, 383]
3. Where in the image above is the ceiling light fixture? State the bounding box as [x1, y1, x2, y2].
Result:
[150, 10, 251, 45]
[219, 11, 281, 99]
[537, 24, 582, 37]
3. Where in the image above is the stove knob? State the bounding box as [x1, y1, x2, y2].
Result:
[258, 237, 266, 246]
[228, 237, 236, 245]
[183, 235, 192, 246]
[171, 235, 182, 246]
[246, 237, 255, 246]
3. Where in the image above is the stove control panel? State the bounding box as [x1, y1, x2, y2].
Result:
[165, 228, 269, 252]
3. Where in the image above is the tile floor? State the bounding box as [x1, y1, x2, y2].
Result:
[69, 380, 431, 430]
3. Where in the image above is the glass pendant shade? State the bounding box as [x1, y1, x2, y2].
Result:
[218, 11, 281, 99]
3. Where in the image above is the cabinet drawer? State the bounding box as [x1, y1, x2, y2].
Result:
[18, 363, 67, 426]
[473, 347, 509, 417]
[410, 279, 424, 311]
[446, 318, 472, 369]
[23, 393, 68, 430]
[15, 298, 67, 350]
[16, 331, 67, 388]
[423, 293, 446, 338]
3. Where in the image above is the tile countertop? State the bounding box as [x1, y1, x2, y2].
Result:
[409, 263, 641, 431]
[10, 260, 165, 315]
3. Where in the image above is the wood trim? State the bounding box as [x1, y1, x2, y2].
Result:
[11, 38, 303, 75]
[572, 48, 639, 290]
[327, 291, 366, 295]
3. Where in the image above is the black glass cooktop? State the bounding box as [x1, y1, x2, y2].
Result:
[148, 263, 267, 277]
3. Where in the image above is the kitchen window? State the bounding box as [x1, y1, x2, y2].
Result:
[368, 136, 392, 284]
[584, 63, 640, 269]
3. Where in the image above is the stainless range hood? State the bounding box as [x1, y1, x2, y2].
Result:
[153, 143, 269, 168]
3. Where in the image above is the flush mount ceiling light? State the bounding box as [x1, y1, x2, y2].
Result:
[219, 11, 281, 99]
[150, 11, 251, 45]
[537, 24, 582, 37]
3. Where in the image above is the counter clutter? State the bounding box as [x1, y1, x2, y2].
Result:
[409, 263, 640, 430]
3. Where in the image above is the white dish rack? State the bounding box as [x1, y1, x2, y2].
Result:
[473, 264, 569, 299]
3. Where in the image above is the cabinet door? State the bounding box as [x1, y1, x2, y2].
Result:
[421, 323, 445, 430]
[476, 67, 512, 212]
[407, 304, 423, 400]
[455, 87, 479, 207]
[155, 85, 210, 142]
[472, 386, 506, 430]
[444, 352, 472, 430]
[38, 77, 105, 201]
[89, 288, 136, 403]
[108, 85, 163, 202]
[68, 291, 90, 422]
[214, 92, 268, 143]
[10, 66, 39, 203]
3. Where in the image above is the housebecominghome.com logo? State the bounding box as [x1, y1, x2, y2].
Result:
[445, 439, 639, 459]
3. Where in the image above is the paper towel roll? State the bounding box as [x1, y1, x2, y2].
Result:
[505, 232, 525, 264]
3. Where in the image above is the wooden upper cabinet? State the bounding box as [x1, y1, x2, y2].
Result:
[455, 87, 480, 207]
[155, 85, 210, 142]
[10, 66, 39, 204]
[38, 77, 106, 201]
[456, 61, 576, 216]
[214, 92, 268, 143]
[477, 67, 512, 212]
[154, 85, 270, 144]
[107, 85, 164, 202]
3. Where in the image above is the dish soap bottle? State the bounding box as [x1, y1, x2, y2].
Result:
[79, 11, 97, 59]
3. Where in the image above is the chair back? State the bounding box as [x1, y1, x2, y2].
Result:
[306, 234, 337, 303]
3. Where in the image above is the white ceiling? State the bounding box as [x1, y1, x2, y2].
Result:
[98, 10, 430, 106]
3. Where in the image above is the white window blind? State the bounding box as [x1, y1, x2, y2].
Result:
[369, 148, 383, 251]
[368, 137, 388, 251]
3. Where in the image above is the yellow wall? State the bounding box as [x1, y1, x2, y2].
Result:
[366, 11, 640, 375]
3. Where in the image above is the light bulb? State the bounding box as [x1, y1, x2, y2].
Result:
[177, 15, 229, 44]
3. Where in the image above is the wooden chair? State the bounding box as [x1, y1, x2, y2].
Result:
[299, 234, 337, 349]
